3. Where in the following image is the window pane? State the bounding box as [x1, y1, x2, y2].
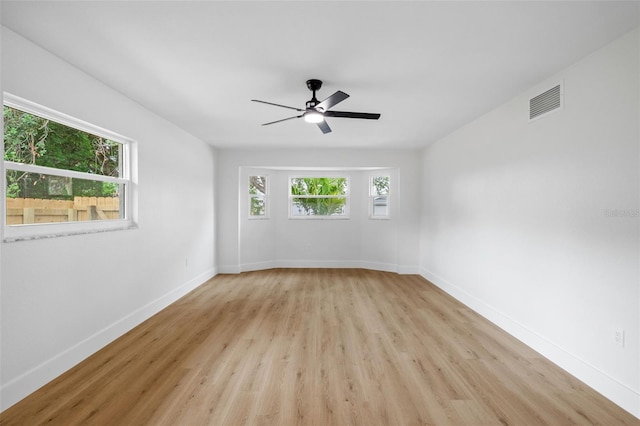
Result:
[371, 176, 390, 195]
[249, 176, 266, 195]
[289, 177, 349, 218]
[372, 195, 389, 216]
[250, 196, 266, 216]
[291, 197, 347, 216]
[3, 105, 121, 177]
[291, 177, 348, 196]
[370, 176, 390, 218]
[249, 176, 267, 217]
[6, 171, 122, 225]
[6, 170, 121, 199]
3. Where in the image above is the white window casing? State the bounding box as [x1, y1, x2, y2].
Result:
[2, 93, 137, 241]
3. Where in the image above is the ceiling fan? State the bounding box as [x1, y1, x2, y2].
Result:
[251, 79, 381, 134]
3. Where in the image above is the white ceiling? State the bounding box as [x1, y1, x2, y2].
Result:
[1, 1, 638, 150]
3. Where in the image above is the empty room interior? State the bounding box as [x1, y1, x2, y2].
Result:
[1, 1, 639, 425]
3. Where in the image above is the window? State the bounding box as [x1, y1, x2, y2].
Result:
[249, 175, 268, 218]
[290, 176, 349, 218]
[370, 175, 389, 218]
[3, 94, 135, 240]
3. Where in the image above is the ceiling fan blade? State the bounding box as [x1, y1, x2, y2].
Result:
[316, 120, 332, 134]
[262, 115, 303, 126]
[324, 111, 381, 120]
[252, 99, 304, 112]
[315, 91, 349, 111]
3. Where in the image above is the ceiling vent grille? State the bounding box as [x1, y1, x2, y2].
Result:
[529, 83, 562, 121]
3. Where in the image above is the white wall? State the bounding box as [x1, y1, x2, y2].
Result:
[0, 27, 217, 410]
[420, 28, 640, 417]
[217, 149, 421, 274]
[240, 167, 399, 271]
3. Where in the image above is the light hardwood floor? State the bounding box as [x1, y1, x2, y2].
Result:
[1, 269, 638, 425]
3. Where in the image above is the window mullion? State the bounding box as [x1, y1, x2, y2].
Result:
[5, 161, 127, 184]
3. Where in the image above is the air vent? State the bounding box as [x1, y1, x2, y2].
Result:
[529, 83, 562, 121]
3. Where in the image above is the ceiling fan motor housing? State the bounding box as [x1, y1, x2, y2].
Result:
[306, 79, 323, 92]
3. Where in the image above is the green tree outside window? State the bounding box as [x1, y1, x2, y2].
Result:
[4, 105, 121, 199]
[290, 177, 348, 216]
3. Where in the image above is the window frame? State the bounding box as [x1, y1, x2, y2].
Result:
[2, 93, 136, 241]
[248, 175, 269, 219]
[369, 174, 390, 220]
[288, 175, 350, 220]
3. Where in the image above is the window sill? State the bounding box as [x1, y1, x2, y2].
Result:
[3, 221, 137, 243]
[288, 216, 350, 220]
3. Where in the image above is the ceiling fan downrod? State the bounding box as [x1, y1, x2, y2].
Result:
[306, 79, 323, 109]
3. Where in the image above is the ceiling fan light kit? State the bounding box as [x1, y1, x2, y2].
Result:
[252, 79, 381, 134]
[304, 111, 324, 123]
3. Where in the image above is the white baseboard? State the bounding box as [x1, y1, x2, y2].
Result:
[0, 267, 218, 412]
[240, 260, 278, 272]
[398, 265, 420, 275]
[218, 264, 242, 274]
[419, 267, 640, 419]
[239, 260, 408, 273]
[355, 261, 398, 273]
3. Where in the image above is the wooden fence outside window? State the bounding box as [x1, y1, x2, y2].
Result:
[6, 197, 120, 225]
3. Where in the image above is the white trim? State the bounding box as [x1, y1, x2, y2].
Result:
[419, 267, 640, 419]
[218, 264, 242, 274]
[3, 93, 134, 145]
[288, 211, 350, 220]
[397, 265, 420, 275]
[238, 260, 407, 273]
[3, 220, 136, 242]
[5, 162, 128, 185]
[0, 267, 217, 412]
[239, 260, 279, 272]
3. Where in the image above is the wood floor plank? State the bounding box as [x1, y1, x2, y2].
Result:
[1, 268, 638, 425]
